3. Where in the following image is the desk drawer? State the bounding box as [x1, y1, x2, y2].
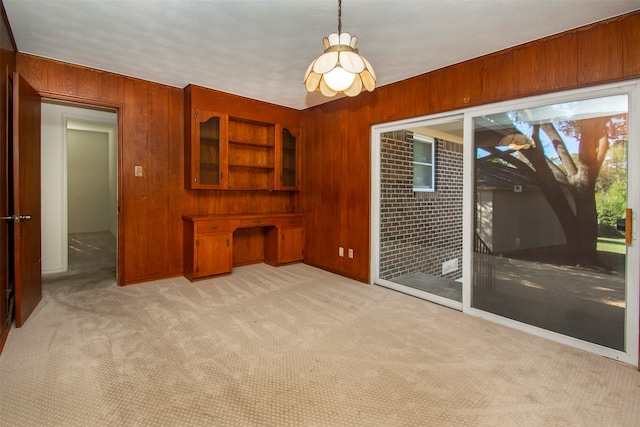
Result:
[238, 218, 273, 228]
[196, 221, 230, 234]
[282, 216, 304, 228]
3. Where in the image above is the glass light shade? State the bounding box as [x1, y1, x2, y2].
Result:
[304, 32, 376, 97]
[499, 133, 535, 150]
[323, 67, 356, 92]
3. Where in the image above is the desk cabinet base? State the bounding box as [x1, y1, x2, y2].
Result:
[183, 214, 304, 281]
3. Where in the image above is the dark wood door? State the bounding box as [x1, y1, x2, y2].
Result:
[0, 69, 10, 352]
[12, 73, 41, 327]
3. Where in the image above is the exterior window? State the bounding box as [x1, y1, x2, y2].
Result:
[413, 134, 434, 192]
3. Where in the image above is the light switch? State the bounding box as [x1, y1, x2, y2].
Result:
[135, 165, 143, 177]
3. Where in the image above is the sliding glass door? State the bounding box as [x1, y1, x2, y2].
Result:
[372, 82, 638, 365]
[470, 89, 636, 358]
[372, 117, 465, 310]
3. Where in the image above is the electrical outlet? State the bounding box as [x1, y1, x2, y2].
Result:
[348, 248, 354, 259]
[134, 165, 143, 177]
[442, 258, 458, 275]
[339, 247, 344, 257]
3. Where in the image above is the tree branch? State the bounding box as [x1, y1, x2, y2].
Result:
[545, 158, 570, 186]
[579, 117, 609, 185]
[596, 135, 609, 166]
[540, 123, 577, 177]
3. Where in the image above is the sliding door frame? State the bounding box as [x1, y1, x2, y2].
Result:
[371, 80, 639, 367]
[463, 81, 639, 366]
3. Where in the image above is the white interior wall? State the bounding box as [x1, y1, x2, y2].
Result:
[41, 103, 117, 274]
[67, 130, 110, 233]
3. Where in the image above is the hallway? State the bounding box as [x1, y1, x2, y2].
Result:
[43, 231, 116, 289]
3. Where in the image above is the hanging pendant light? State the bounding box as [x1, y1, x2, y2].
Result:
[303, 0, 376, 97]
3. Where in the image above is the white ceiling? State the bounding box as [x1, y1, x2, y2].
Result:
[4, 0, 640, 110]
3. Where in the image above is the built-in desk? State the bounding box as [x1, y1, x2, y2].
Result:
[182, 213, 304, 281]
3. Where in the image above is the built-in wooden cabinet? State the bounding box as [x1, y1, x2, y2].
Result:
[264, 215, 304, 265]
[183, 214, 304, 281]
[227, 116, 276, 190]
[276, 127, 300, 191]
[194, 232, 233, 278]
[183, 219, 233, 280]
[185, 92, 300, 191]
[279, 228, 305, 263]
[187, 110, 228, 189]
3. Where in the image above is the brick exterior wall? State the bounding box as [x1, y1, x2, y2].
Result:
[379, 130, 463, 281]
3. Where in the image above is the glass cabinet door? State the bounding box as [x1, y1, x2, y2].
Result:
[281, 127, 298, 189]
[190, 110, 228, 189]
[197, 112, 221, 186]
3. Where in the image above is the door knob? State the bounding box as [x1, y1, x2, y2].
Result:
[1, 215, 31, 222]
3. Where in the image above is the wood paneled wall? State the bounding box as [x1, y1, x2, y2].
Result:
[16, 56, 300, 284]
[302, 11, 640, 282]
[301, 97, 372, 281]
[13, 11, 640, 285]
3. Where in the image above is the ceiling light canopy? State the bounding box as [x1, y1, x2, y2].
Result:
[304, 0, 376, 97]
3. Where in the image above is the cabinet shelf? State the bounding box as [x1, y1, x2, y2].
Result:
[229, 163, 274, 170]
[185, 85, 300, 191]
[201, 163, 219, 169]
[229, 140, 275, 148]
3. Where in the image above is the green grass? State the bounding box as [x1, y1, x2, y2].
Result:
[597, 237, 626, 254]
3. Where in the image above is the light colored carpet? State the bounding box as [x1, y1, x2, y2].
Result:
[1, 263, 639, 426]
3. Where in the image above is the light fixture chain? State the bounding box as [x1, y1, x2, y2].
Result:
[337, 0, 342, 34]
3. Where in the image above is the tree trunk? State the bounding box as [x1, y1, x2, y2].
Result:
[573, 190, 600, 266]
[481, 115, 612, 268]
[569, 117, 609, 266]
[520, 119, 607, 266]
[524, 125, 581, 264]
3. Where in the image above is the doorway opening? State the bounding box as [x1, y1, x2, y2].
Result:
[41, 101, 118, 287]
